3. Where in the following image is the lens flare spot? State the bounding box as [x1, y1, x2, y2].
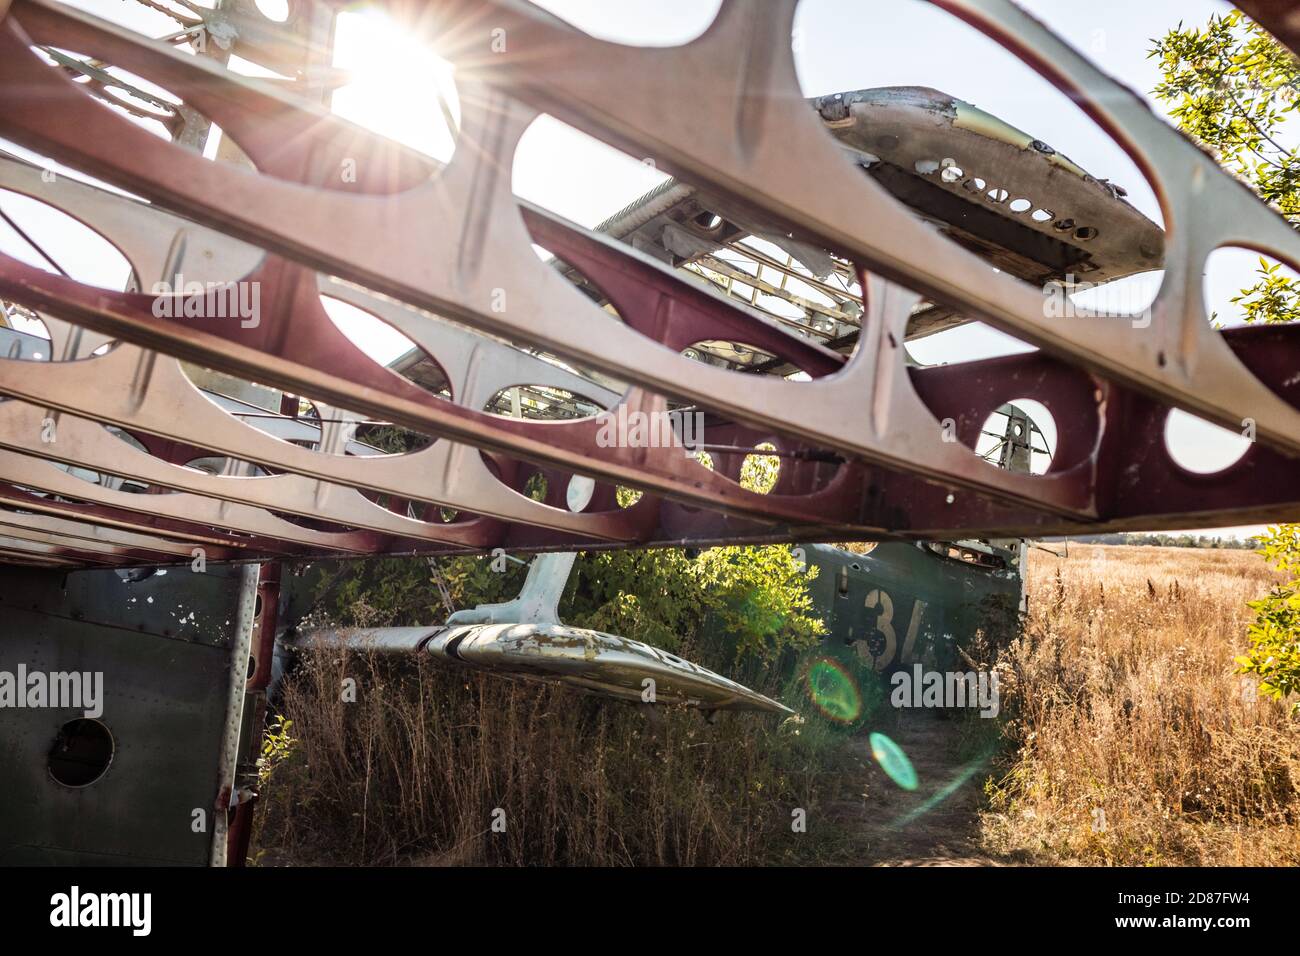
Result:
[806, 658, 861, 724]
[869, 731, 918, 791]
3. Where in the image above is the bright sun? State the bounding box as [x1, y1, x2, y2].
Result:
[329, 10, 461, 164]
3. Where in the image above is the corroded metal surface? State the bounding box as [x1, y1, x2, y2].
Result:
[428, 622, 794, 715]
[297, 620, 794, 715]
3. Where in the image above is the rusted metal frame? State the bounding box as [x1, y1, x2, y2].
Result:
[0, 416, 1055, 556]
[0, 508, 200, 557]
[681, 261, 842, 341]
[1094, 322, 1300, 526]
[0, 151, 862, 544]
[0, 22, 1034, 546]
[0, 254, 1070, 541]
[0, 161, 659, 545]
[0, 477, 306, 557]
[2, 254, 1289, 546]
[407, 0, 1300, 451]
[522, 209, 1100, 518]
[6, 399, 641, 554]
[225, 559, 280, 867]
[0, 351, 842, 554]
[0, 340, 671, 541]
[0, 2, 1110, 523]
[909, 338, 1300, 528]
[209, 0, 340, 88]
[0, 543, 77, 566]
[0, 523, 141, 564]
[210, 561, 258, 867]
[693, 252, 856, 324]
[692, 253, 855, 323]
[0, 537, 108, 566]
[521, 206, 848, 377]
[2, 0, 1289, 538]
[0, 503, 238, 559]
[0, 246, 878, 543]
[0, 399, 518, 549]
[38, 45, 185, 136]
[4, 266, 1294, 545]
[0, 208, 655, 552]
[0, 347, 1099, 551]
[0, 223, 1065, 540]
[0, 446, 406, 555]
[0, 316, 677, 544]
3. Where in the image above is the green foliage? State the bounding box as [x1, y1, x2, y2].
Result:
[1237, 524, 1300, 715]
[1151, 11, 1300, 324]
[1234, 257, 1300, 325]
[739, 443, 780, 495]
[614, 485, 642, 507]
[564, 545, 824, 662]
[309, 544, 824, 665]
[1151, 11, 1300, 218]
[353, 423, 428, 454]
[311, 555, 526, 627]
[258, 715, 296, 787]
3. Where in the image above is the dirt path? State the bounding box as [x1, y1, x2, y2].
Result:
[830, 710, 1010, 866]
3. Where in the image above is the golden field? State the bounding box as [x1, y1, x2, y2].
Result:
[980, 544, 1299, 865]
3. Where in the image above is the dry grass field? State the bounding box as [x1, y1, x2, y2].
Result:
[252, 647, 853, 867]
[979, 544, 1299, 865]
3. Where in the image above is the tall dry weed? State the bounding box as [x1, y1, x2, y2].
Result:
[982, 545, 1298, 865]
[253, 647, 853, 866]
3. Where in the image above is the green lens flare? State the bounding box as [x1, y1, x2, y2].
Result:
[869, 731, 918, 791]
[806, 658, 861, 724]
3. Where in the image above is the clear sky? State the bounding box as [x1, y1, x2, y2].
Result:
[0, 0, 1285, 538]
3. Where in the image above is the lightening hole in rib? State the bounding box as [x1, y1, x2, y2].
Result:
[1164, 409, 1252, 475]
[524, 0, 722, 46]
[33, 46, 180, 140]
[255, 0, 290, 22]
[514, 114, 670, 229]
[974, 399, 1056, 475]
[0, 308, 50, 360]
[740, 442, 781, 493]
[484, 385, 603, 420]
[523, 472, 549, 503]
[566, 474, 596, 512]
[1204, 247, 1300, 328]
[1062, 271, 1162, 324]
[0, 189, 134, 290]
[684, 340, 778, 372]
[320, 294, 451, 397]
